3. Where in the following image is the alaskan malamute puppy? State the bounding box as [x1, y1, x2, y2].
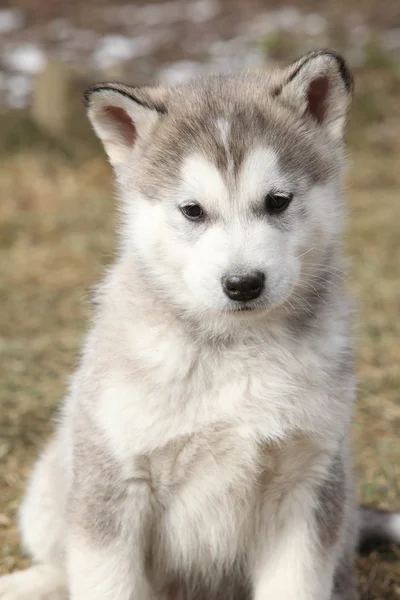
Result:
[1, 50, 399, 600]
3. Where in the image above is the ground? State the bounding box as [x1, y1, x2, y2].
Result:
[0, 67, 399, 597]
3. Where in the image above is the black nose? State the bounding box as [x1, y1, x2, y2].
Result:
[222, 272, 265, 302]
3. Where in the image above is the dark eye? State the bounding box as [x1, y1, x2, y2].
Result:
[180, 203, 205, 221]
[265, 192, 293, 214]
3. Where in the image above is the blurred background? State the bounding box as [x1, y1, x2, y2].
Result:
[0, 0, 399, 596]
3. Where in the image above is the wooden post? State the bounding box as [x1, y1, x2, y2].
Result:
[32, 59, 87, 137]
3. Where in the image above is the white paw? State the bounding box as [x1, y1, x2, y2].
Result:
[0, 566, 67, 600]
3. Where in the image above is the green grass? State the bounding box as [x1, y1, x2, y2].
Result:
[0, 72, 400, 597]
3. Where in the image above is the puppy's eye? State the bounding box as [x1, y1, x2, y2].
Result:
[265, 192, 293, 214]
[180, 203, 205, 221]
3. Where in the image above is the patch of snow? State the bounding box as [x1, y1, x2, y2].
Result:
[91, 35, 155, 69]
[0, 9, 24, 34]
[4, 44, 46, 74]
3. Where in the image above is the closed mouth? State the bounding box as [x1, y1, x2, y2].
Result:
[228, 304, 264, 313]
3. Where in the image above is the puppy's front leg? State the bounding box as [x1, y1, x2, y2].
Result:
[252, 501, 336, 600]
[67, 529, 158, 600]
[67, 472, 159, 600]
[252, 451, 348, 600]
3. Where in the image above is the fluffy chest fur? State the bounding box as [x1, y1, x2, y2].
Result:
[67, 296, 353, 584]
[148, 425, 262, 580]
[146, 426, 330, 583]
[85, 300, 352, 463]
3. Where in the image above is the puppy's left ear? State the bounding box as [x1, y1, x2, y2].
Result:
[84, 83, 167, 168]
[274, 50, 353, 140]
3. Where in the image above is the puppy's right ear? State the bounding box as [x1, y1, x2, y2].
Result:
[84, 83, 167, 168]
[273, 50, 353, 141]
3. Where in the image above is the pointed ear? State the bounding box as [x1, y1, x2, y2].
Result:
[84, 83, 167, 167]
[273, 50, 353, 140]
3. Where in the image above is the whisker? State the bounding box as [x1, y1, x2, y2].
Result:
[308, 276, 343, 291]
[289, 292, 316, 314]
[300, 269, 347, 284]
[293, 248, 315, 260]
[299, 263, 345, 274]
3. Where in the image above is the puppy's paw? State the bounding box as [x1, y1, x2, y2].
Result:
[0, 565, 67, 600]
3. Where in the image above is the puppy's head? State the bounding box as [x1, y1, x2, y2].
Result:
[85, 50, 353, 330]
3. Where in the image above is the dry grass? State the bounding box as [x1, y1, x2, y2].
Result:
[0, 154, 115, 572]
[0, 72, 399, 596]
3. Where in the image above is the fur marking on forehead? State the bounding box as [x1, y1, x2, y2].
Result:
[179, 146, 287, 214]
[180, 154, 229, 203]
[237, 147, 281, 200]
[216, 118, 231, 149]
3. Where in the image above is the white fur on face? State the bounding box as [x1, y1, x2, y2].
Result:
[177, 150, 300, 311]
[236, 147, 282, 208]
[125, 148, 341, 319]
[179, 153, 229, 212]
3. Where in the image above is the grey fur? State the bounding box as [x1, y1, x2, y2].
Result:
[332, 549, 358, 600]
[316, 452, 347, 548]
[67, 410, 135, 546]
[134, 75, 341, 202]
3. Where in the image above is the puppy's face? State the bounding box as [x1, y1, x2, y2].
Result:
[86, 51, 352, 328]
